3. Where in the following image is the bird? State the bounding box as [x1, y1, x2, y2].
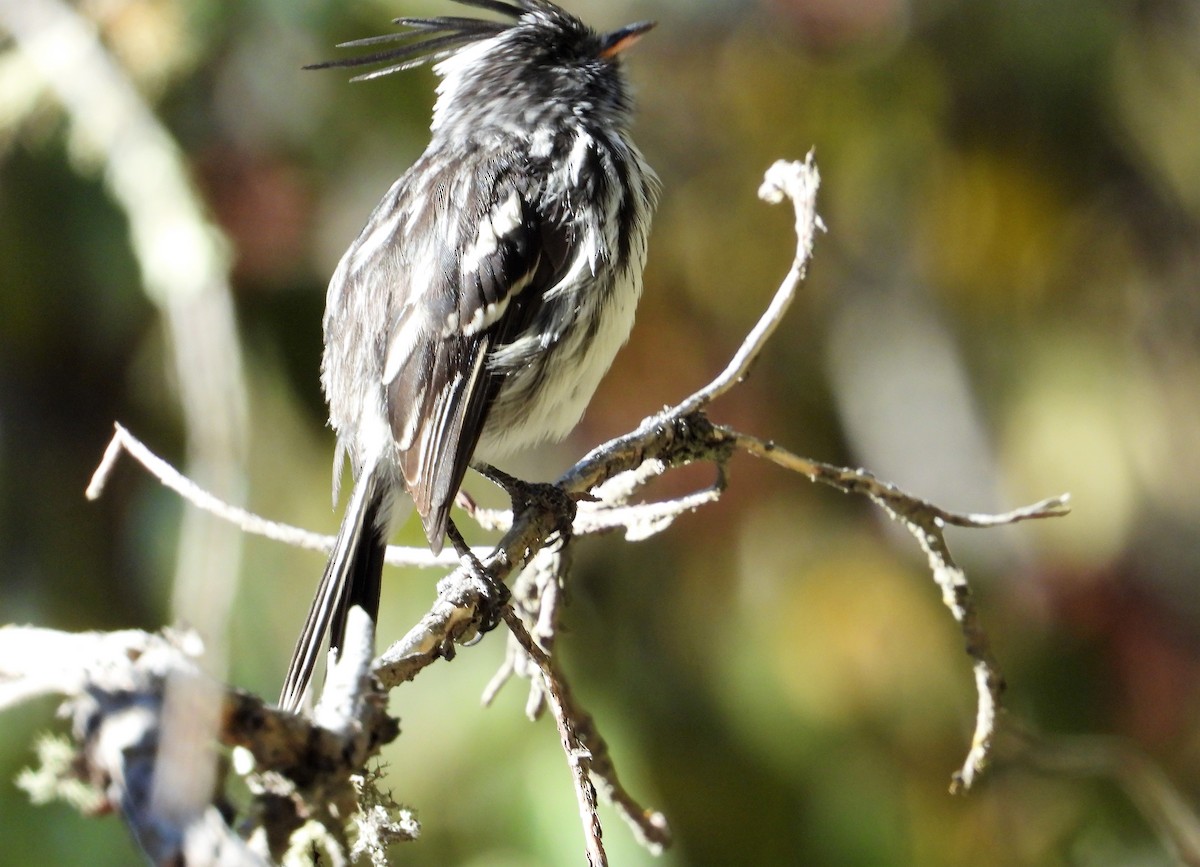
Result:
[280, 0, 659, 711]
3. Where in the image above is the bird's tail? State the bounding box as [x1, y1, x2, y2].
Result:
[279, 470, 388, 712]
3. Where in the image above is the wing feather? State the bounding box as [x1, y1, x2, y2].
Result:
[383, 152, 566, 551]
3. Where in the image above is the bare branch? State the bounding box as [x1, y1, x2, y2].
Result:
[675, 153, 823, 414]
[731, 429, 1071, 524]
[483, 544, 570, 717]
[553, 157, 823, 498]
[313, 606, 382, 737]
[502, 609, 608, 867]
[573, 480, 724, 540]
[727, 428, 1068, 790]
[87, 423, 491, 567]
[502, 608, 672, 858]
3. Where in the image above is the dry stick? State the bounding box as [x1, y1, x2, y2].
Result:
[681, 155, 823, 415]
[501, 608, 672, 857]
[730, 429, 1069, 789]
[557, 155, 823, 498]
[550, 154, 1068, 792]
[483, 544, 570, 717]
[87, 423, 490, 567]
[573, 481, 724, 540]
[502, 609, 608, 867]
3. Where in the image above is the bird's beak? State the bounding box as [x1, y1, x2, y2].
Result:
[598, 20, 656, 60]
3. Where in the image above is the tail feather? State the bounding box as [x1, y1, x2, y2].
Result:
[280, 471, 388, 712]
[330, 500, 386, 652]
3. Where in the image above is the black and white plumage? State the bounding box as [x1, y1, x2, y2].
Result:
[280, 0, 658, 711]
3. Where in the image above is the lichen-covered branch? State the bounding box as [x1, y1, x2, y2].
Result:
[2, 616, 402, 866]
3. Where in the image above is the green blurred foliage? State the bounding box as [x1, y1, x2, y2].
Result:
[3, 0, 1200, 863]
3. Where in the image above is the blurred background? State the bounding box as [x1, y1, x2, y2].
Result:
[3, 0, 1200, 863]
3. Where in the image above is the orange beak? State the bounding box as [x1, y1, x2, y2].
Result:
[598, 20, 656, 60]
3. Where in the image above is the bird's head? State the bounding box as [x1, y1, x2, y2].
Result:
[307, 0, 654, 138]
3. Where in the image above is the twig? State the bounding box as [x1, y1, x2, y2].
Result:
[573, 480, 724, 540]
[728, 430, 1071, 527]
[313, 606, 381, 737]
[675, 154, 823, 414]
[88, 423, 491, 567]
[483, 544, 570, 718]
[728, 428, 1068, 790]
[502, 609, 608, 867]
[555, 156, 823, 498]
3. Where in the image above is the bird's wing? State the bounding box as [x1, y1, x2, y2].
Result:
[381, 150, 570, 551]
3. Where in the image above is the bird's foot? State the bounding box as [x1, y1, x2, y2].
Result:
[472, 463, 578, 546]
[454, 487, 479, 518]
[445, 518, 509, 639]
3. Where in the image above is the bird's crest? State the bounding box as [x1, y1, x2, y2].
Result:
[305, 0, 573, 82]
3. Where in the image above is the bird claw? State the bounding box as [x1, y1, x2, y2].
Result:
[474, 579, 510, 638]
[472, 462, 577, 541]
[445, 516, 510, 642]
